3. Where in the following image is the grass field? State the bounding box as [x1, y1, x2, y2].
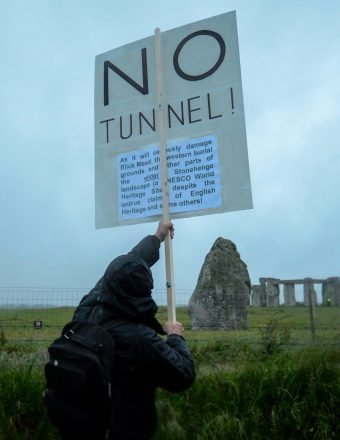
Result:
[1, 305, 339, 349]
[0, 306, 340, 439]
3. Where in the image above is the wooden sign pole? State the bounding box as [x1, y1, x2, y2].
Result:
[155, 28, 176, 324]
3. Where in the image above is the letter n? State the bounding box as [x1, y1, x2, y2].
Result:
[104, 48, 149, 106]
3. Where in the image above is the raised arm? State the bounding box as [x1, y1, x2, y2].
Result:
[128, 221, 174, 267]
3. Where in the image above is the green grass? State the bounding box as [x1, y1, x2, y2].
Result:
[2, 347, 339, 439]
[0, 306, 340, 438]
[1, 305, 340, 350]
[155, 348, 340, 439]
[0, 364, 57, 440]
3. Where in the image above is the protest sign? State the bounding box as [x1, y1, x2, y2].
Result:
[95, 11, 252, 228]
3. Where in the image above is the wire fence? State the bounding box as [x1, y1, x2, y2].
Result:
[0, 286, 193, 308]
[0, 287, 339, 350]
[0, 283, 331, 308]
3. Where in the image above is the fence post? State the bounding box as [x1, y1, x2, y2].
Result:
[308, 280, 316, 342]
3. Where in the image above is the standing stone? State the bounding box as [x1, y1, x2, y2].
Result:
[266, 278, 280, 306]
[251, 285, 267, 306]
[251, 285, 262, 306]
[322, 277, 340, 305]
[303, 278, 317, 306]
[188, 237, 251, 330]
[284, 283, 296, 306]
[259, 278, 268, 306]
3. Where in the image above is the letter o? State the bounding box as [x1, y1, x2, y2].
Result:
[173, 30, 226, 81]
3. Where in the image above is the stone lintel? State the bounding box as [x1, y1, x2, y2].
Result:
[260, 277, 327, 285]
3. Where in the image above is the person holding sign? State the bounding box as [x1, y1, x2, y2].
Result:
[72, 220, 195, 439]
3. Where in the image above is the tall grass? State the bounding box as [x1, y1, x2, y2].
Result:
[0, 308, 340, 439]
[0, 364, 57, 440]
[1, 346, 339, 439]
[155, 349, 340, 439]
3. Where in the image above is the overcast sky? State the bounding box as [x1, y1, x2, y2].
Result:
[1, 1, 339, 304]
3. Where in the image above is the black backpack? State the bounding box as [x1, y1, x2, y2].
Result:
[44, 311, 115, 440]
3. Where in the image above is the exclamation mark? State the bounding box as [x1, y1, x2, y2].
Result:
[230, 87, 235, 114]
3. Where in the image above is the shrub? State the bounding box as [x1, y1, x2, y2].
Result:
[259, 317, 291, 357]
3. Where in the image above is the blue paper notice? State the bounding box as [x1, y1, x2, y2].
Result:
[117, 134, 221, 220]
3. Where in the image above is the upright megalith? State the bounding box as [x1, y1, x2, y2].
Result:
[251, 285, 266, 306]
[322, 277, 340, 305]
[304, 278, 317, 306]
[188, 237, 251, 330]
[284, 283, 296, 306]
[251, 285, 262, 306]
[266, 278, 280, 306]
[259, 277, 280, 306]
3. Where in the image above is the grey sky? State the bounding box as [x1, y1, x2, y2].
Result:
[1, 1, 339, 302]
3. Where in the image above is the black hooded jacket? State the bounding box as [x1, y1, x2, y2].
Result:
[72, 234, 195, 439]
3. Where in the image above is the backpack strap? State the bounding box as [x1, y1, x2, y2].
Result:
[87, 304, 122, 334]
[89, 304, 100, 322]
[63, 328, 103, 352]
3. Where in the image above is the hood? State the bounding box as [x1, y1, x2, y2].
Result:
[101, 254, 165, 335]
[103, 254, 154, 298]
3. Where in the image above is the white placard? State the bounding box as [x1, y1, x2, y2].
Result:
[94, 11, 253, 228]
[117, 135, 221, 220]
